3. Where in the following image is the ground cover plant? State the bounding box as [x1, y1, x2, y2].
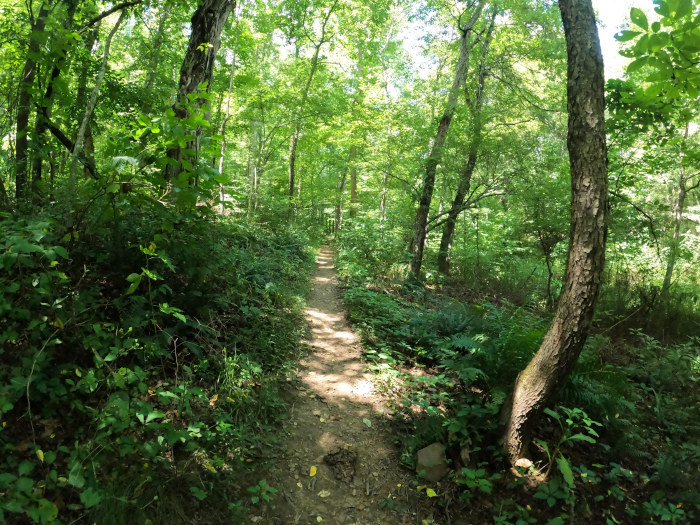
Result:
[336, 223, 700, 524]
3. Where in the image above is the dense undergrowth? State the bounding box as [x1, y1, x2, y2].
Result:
[0, 198, 316, 524]
[334, 218, 700, 524]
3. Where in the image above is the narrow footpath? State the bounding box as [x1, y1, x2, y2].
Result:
[249, 246, 417, 524]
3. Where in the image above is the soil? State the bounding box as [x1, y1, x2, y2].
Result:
[248, 246, 423, 524]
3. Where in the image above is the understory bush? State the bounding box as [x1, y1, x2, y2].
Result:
[0, 204, 314, 524]
[335, 236, 700, 523]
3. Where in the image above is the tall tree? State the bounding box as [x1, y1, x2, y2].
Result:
[15, 1, 50, 202]
[503, 0, 608, 463]
[164, 0, 236, 185]
[287, 0, 338, 208]
[407, 0, 486, 279]
[436, 9, 496, 275]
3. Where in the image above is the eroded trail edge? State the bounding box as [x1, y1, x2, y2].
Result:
[251, 246, 413, 524]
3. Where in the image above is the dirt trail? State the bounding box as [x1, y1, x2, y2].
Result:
[249, 246, 417, 524]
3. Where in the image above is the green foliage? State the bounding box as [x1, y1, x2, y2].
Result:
[0, 206, 314, 523]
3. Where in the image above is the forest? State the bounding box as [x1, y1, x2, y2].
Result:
[0, 0, 699, 523]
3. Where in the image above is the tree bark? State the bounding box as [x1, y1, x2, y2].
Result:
[407, 1, 485, 280]
[164, 0, 236, 183]
[15, 2, 50, 203]
[503, 0, 608, 464]
[437, 11, 496, 275]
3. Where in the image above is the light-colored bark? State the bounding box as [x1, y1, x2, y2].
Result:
[408, 1, 486, 279]
[70, 10, 127, 180]
[437, 11, 496, 275]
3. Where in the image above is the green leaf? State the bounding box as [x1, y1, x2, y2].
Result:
[626, 56, 649, 73]
[362, 418, 372, 427]
[126, 273, 142, 295]
[556, 457, 575, 489]
[80, 486, 102, 508]
[18, 461, 35, 476]
[630, 8, 649, 30]
[616, 30, 641, 42]
[190, 486, 208, 501]
[568, 433, 596, 444]
[68, 465, 86, 488]
[674, 0, 693, 18]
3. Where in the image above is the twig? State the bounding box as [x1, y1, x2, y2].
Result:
[27, 329, 60, 444]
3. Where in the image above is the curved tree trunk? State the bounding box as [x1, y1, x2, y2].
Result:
[503, 0, 608, 464]
[288, 0, 338, 210]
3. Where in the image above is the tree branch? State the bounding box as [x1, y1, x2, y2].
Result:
[81, 0, 142, 31]
[610, 190, 660, 257]
[41, 114, 99, 179]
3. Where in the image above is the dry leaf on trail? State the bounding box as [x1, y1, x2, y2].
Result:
[318, 490, 331, 498]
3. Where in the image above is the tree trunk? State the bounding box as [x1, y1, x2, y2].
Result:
[142, 1, 173, 112]
[15, 2, 50, 203]
[407, 1, 485, 280]
[164, 0, 236, 183]
[217, 4, 240, 213]
[503, 0, 609, 464]
[437, 11, 495, 275]
[31, 0, 79, 199]
[349, 145, 358, 218]
[70, 9, 127, 180]
[288, 0, 338, 210]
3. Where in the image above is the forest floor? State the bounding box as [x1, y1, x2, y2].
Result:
[247, 246, 426, 524]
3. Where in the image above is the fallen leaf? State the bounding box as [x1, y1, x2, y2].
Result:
[316, 517, 323, 523]
[319, 417, 325, 422]
[318, 490, 331, 498]
[426, 488, 437, 498]
[297, 482, 303, 488]
[310, 466, 317, 477]
[362, 418, 372, 428]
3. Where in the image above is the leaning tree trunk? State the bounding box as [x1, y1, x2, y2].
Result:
[164, 0, 236, 183]
[503, 0, 609, 464]
[70, 10, 127, 181]
[407, 1, 485, 280]
[437, 11, 495, 275]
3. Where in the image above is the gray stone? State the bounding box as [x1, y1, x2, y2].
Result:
[416, 442, 448, 481]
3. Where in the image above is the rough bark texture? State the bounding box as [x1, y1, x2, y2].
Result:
[407, 1, 485, 279]
[503, 0, 609, 463]
[165, 0, 235, 182]
[15, 3, 49, 202]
